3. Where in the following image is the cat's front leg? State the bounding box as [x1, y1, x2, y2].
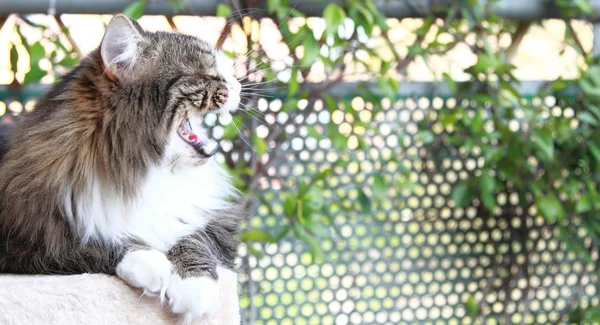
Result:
[116, 246, 173, 301]
[165, 221, 239, 323]
[165, 233, 221, 323]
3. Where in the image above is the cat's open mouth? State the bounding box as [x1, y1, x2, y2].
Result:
[177, 116, 217, 158]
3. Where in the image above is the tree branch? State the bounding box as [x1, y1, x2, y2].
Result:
[566, 19, 587, 56]
[506, 21, 531, 62]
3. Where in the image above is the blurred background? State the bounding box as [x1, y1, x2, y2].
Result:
[0, 0, 599, 324]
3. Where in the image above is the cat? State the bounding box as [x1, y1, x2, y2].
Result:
[0, 122, 14, 161]
[0, 14, 245, 322]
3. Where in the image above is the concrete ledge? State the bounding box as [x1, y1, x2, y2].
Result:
[0, 269, 240, 325]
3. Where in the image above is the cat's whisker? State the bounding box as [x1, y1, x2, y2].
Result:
[240, 92, 276, 99]
[241, 91, 280, 97]
[239, 103, 268, 126]
[225, 3, 263, 26]
[241, 108, 268, 119]
[242, 107, 268, 119]
[238, 100, 268, 117]
[242, 86, 283, 91]
[242, 63, 309, 78]
[230, 119, 256, 152]
[241, 88, 281, 94]
[240, 97, 268, 110]
[275, 0, 301, 29]
[240, 90, 277, 94]
[242, 79, 279, 86]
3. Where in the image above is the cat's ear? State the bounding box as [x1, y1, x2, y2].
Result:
[100, 14, 146, 81]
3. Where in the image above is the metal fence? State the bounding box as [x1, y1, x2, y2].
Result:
[1, 83, 598, 324]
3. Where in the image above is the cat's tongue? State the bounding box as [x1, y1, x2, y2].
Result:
[178, 118, 203, 145]
[177, 116, 217, 157]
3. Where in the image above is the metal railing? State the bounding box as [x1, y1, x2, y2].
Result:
[1, 0, 599, 20]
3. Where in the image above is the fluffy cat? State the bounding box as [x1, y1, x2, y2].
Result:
[0, 14, 245, 322]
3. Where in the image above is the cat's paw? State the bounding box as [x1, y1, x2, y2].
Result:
[166, 274, 220, 323]
[116, 249, 172, 301]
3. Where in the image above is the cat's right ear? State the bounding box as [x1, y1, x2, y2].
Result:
[100, 14, 145, 82]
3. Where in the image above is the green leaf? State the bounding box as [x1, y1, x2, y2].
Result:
[579, 111, 598, 126]
[576, 194, 593, 213]
[574, 0, 594, 14]
[123, 0, 146, 19]
[569, 306, 585, 324]
[28, 42, 45, 65]
[323, 95, 338, 112]
[580, 79, 600, 97]
[57, 55, 79, 67]
[357, 188, 372, 215]
[373, 174, 387, 200]
[590, 143, 600, 162]
[300, 31, 319, 68]
[461, 8, 475, 29]
[283, 195, 296, 217]
[282, 98, 299, 113]
[247, 245, 264, 259]
[222, 117, 240, 140]
[298, 232, 325, 263]
[363, 0, 388, 30]
[240, 229, 274, 242]
[298, 179, 309, 197]
[479, 172, 496, 210]
[252, 135, 268, 155]
[216, 3, 231, 17]
[531, 129, 554, 162]
[288, 66, 299, 97]
[10, 44, 19, 74]
[328, 123, 347, 150]
[471, 54, 498, 73]
[536, 194, 566, 223]
[351, 2, 374, 25]
[271, 225, 290, 242]
[323, 3, 346, 36]
[311, 223, 330, 238]
[452, 182, 472, 207]
[417, 130, 435, 144]
[466, 295, 480, 317]
[307, 126, 323, 140]
[377, 76, 399, 100]
[442, 72, 457, 93]
[312, 168, 332, 185]
[588, 105, 600, 120]
[23, 63, 46, 84]
[266, 0, 280, 13]
[300, 198, 315, 223]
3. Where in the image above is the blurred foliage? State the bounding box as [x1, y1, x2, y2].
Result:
[8, 16, 80, 87]
[5, 0, 600, 321]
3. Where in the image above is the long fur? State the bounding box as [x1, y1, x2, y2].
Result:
[0, 14, 243, 283]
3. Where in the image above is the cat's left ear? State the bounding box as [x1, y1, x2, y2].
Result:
[100, 14, 146, 82]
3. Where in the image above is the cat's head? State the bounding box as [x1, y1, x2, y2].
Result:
[99, 14, 240, 163]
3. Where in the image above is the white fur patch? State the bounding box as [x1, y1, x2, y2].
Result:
[72, 140, 234, 252]
[116, 249, 172, 301]
[215, 52, 241, 121]
[167, 274, 220, 324]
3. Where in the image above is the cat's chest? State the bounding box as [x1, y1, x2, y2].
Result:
[77, 161, 232, 252]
